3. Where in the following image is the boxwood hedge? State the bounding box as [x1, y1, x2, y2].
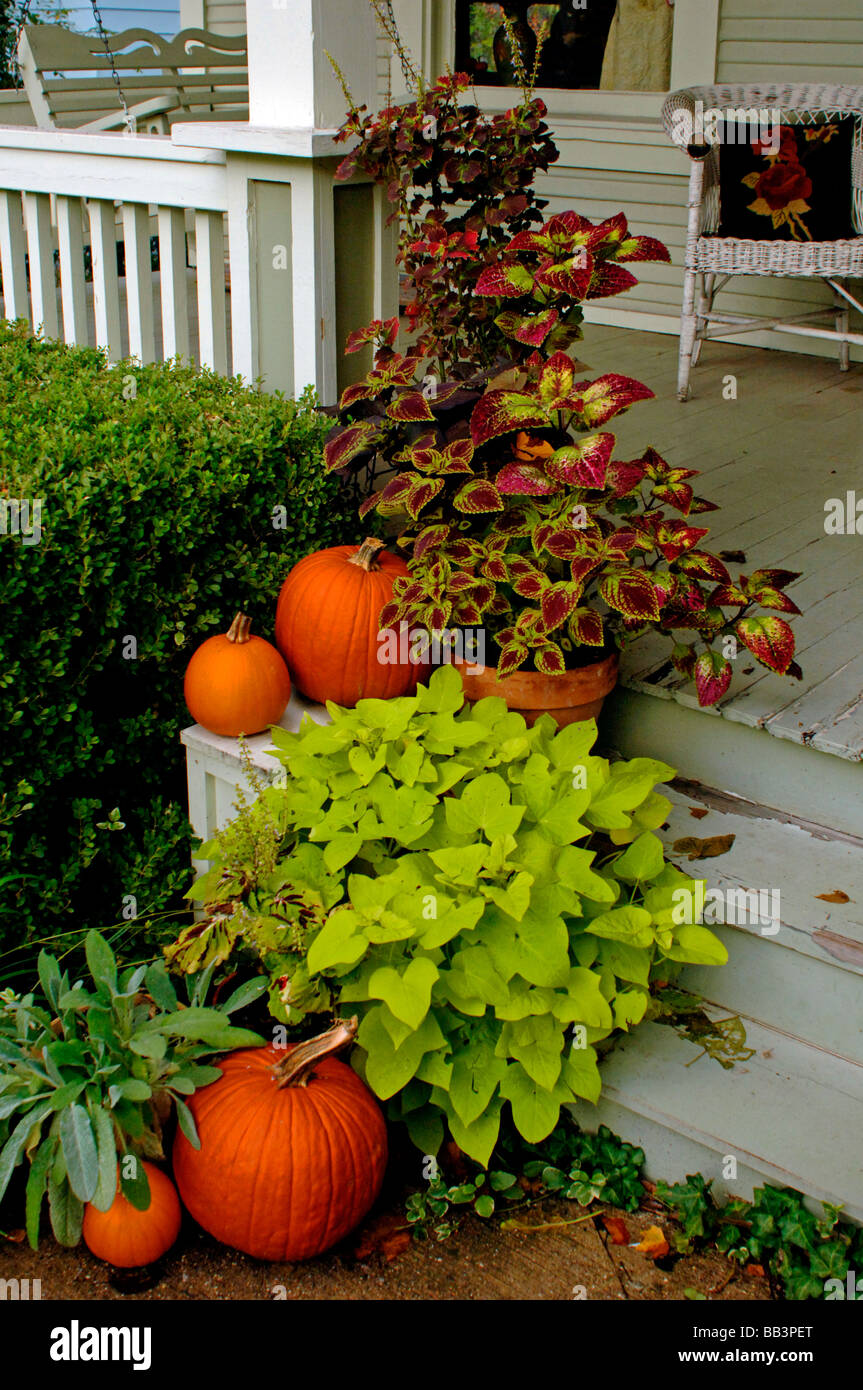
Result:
[0, 321, 357, 972]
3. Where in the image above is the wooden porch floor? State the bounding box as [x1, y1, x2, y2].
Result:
[584, 325, 863, 764]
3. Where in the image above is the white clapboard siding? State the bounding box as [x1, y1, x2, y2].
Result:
[181, 0, 246, 36]
[716, 0, 863, 84]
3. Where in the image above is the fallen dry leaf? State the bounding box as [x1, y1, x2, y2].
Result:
[746, 1263, 766, 1278]
[602, 1215, 630, 1245]
[673, 834, 736, 861]
[719, 549, 746, 564]
[689, 807, 709, 820]
[351, 1212, 411, 1264]
[815, 890, 851, 904]
[0, 1229, 26, 1244]
[631, 1225, 670, 1259]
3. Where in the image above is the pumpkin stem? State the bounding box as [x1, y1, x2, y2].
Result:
[271, 1016, 359, 1089]
[347, 538, 387, 572]
[226, 612, 252, 644]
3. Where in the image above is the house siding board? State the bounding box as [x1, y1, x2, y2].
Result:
[716, 0, 863, 83]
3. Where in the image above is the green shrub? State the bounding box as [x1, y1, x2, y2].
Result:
[0, 320, 357, 971]
[169, 665, 727, 1166]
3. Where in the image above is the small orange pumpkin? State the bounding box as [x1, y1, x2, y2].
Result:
[275, 538, 419, 706]
[82, 1162, 182, 1268]
[184, 611, 291, 737]
[172, 1019, 387, 1262]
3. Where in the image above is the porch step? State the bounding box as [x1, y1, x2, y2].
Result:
[583, 1016, 863, 1223]
[660, 784, 863, 1065]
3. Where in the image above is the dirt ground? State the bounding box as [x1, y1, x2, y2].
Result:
[0, 1192, 771, 1303]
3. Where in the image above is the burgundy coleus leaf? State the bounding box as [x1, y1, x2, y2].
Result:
[585, 211, 627, 250]
[676, 550, 730, 584]
[447, 570, 480, 595]
[651, 571, 678, 607]
[464, 580, 495, 612]
[471, 391, 549, 447]
[534, 253, 593, 301]
[387, 391, 435, 423]
[614, 234, 671, 264]
[694, 649, 733, 707]
[750, 587, 802, 615]
[572, 374, 654, 428]
[599, 568, 662, 622]
[710, 581, 749, 607]
[586, 262, 639, 300]
[749, 568, 801, 590]
[497, 640, 530, 678]
[571, 554, 604, 587]
[493, 505, 534, 537]
[379, 600, 400, 628]
[481, 555, 508, 583]
[495, 308, 560, 347]
[513, 569, 550, 600]
[429, 601, 453, 631]
[453, 479, 505, 514]
[345, 317, 400, 354]
[323, 421, 381, 473]
[671, 642, 697, 677]
[411, 438, 475, 474]
[653, 481, 694, 514]
[541, 582, 579, 632]
[547, 433, 615, 489]
[603, 527, 640, 560]
[606, 458, 648, 497]
[639, 446, 670, 481]
[358, 493, 379, 520]
[535, 642, 566, 676]
[338, 380, 377, 410]
[538, 352, 576, 409]
[413, 523, 451, 561]
[474, 263, 535, 297]
[455, 602, 482, 624]
[376, 471, 415, 511]
[569, 607, 605, 647]
[655, 522, 710, 563]
[508, 556, 542, 579]
[542, 527, 580, 560]
[688, 496, 720, 515]
[496, 461, 560, 496]
[505, 228, 555, 254]
[736, 616, 796, 675]
[447, 538, 484, 563]
[489, 592, 512, 616]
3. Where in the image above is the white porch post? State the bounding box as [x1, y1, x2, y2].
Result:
[171, 0, 393, 404]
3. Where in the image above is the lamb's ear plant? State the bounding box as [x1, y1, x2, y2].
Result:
[0, 930, 264, 1249]
[177, 666, 726, 1166]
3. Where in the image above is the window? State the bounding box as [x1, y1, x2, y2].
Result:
[454, 1, 674, 94]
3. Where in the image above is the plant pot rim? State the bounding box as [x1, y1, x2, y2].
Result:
[454, 650, 619, 709]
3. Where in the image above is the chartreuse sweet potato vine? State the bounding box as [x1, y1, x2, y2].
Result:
[174, 667, 727, 1165]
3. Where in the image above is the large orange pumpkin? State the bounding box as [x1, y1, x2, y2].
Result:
[275, 538, 419, 706]
[172, 1018, 387, 1262]
[82, 1162, 182, 1268]
[184, 611, 291, 737]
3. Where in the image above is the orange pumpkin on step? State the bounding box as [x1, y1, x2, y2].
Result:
[172, 1019, 388, 1262]
[275, 538, 419, 706]
[82, 1162, 182, 1268]
[184, 611, 291, 737]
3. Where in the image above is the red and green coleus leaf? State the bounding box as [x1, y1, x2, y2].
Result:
[375, 471, 416, 514]
[671, 642, 697, 677]
[570, 374, 654, 428]
[606, 458, 648, 497]
[474, 262, 535, 298]
[534, 253, 593, 301]
[323, 421, 381, 473]
[653, 481, 694, 514]
[569, 607, 605, 647]
[599, 567, 662, 622]
[749, 568, 801, 590]
[547, 433, 615, 488]
[413, 523, 451, 561]
[538, 351, 577, 410]
[387, 391, 435, 423]
[676, 550, 731, 584]
[534, 642, 566, 676]
[504, 228, 556, 254]
[694, 649, 733, 707]
[496, 461, 561, 496]
[495, 307, 559, 347]
[497, 640, 530, 678]
[411, 438, 475, 474]
[344, 316, 399, 355]
[540, 582, 580, 632]
[586, 261, 639, 300]
[453, 479, 505, 513]
[735, 616, 796, 675]
[710, 580, 749, 607]
[614, 234, 671, 264]
[512, 567, 550, 600]
[688, 496, 720, 515]
[654, 521, 710, 563]
[470, 391, 549, 447]
[481, 554, 509, 583]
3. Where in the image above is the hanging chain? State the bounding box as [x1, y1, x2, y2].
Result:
[88, 0, 135, 133]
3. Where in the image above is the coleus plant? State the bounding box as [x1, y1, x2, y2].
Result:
[326, 64, 801, 704]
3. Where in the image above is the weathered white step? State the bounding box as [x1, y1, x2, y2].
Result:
[657, 784, 863, 1065]
[584, 1017, 863, 1222]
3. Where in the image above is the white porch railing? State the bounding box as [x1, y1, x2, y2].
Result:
[0, 122, 397, 401]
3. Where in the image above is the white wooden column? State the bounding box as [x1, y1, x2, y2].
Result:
[245, 0, 378, 128]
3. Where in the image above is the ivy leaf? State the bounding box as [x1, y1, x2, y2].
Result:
[585, 906, 654, 947]
[306, 907, 367, 973]
[614, 832, 666, 883]
[444, 773, 525, 839]
[499, 1063, 562, 1143]
[367, 958, 439, 1028]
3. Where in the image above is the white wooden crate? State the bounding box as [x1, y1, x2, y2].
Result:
[180, 690, 330, 877]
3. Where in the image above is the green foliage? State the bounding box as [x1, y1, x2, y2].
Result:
[406, 1121, 645, 1241]
[0, 321, 356, 966]
[0, 929, 263, 1248]
[177, 665, 726, 1163]
[657, 1174, 863, 1301]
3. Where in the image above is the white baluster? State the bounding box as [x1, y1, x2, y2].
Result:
[0, 190, 29, 324]
[87, 198, 123, 362]
[55, 196, 88, 346]
[157, 206, 190, 363]
[194, 209, 227, 374]
[22, 191, 59, 339]
[122, 202, 156, 365]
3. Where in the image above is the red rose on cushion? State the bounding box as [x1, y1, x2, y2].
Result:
[751, 125, 797, 160]
[755, 160, 812, 210]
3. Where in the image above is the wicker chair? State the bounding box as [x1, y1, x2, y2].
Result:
[661, 84, 863, 400]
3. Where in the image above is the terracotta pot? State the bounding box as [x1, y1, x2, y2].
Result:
[455, 651, 619, 727]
